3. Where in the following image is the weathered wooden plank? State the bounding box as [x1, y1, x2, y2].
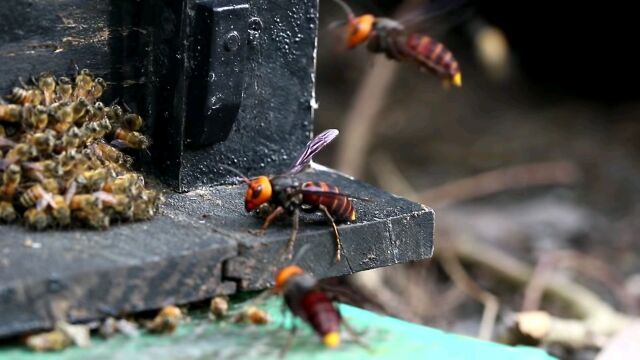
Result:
[0, 169, 434, 339]
[218, 168, 435, 290]
[0, 216, 237, 338]
[0, 0, 113, 94]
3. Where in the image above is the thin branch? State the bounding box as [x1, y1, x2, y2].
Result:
[522, 251, 635, 314]
[334, 57, 398, 177]
[522, 256, 556, 311]
[438, 244, 500, 340]
[370, 151, 419, 198]
[447, 233, 633, 342]
[419, 161, 581, 208]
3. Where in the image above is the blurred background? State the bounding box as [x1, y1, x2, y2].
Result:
[314, 1, 640, 358]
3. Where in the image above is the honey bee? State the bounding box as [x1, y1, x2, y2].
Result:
[50, 194, 71, 226]
[81, 208, 110, 229]
[74, 69, 94, 100]
[33, 105, 50, 130]
[1, 68, 160, 229]
[85, 102, 106, 123]
[24, 207, 52, 230]
[89, 141, 133, 167]
[69, 193, 102, 211]
[0, 164, 21, 199]
[22, 160, 63, 181]
[133, 190, 161, 220]
[30, 129, 56, 154]
[0, 103, 23, 122]
[19, 184, 57, 210]
[147, 305, 183, 334]
[98, 191, 133, 219]
[1, 143, 37, 169]
[0, 201, 16, 222]
[122, 113, 143, 131]
[57, 149, 88, 174]
[77, 168, 114, 192]
[119, 103, 144, 131]
[20, 105, 49, 130]
[105, 104, 123, 125]
[25, 329, 72, 352]
[38, 72, 56, 106]
[71, 98, 90, 125]
[51, 101, 73, 133]
[79, 119, 111, 144]
[41, 177, 61, 195]
[89, 78, 107, 101]
[106, 103, 144, 132]
[0, 135, 15, 150]
[210, 297, 229, 319]
[111, 128, 149, 149]
[103, 173, 144, 196]
[9, 86, 43, 105]
[69, 193, 109, 229]
[56, 77, 73, 102]
[56, 126, 82, 151]
[233, 306, 270, 325]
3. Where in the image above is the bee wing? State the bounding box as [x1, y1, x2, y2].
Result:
[93, 191, 116, 205]
[0, 136, 16, 149]
[21, 161, 42, 171]
[394, 0, 473, 36]
[36, 191, 57, 210]
[110, 139, 129, 149]
[0, 159, 14, 171]
[64, 181, 77, 205]
[287, 129, 339, 175]
[316, 281, 390, 316]
[297, 186, 370, 202]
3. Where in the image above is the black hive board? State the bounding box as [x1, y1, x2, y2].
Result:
[0, 168, 434, 338]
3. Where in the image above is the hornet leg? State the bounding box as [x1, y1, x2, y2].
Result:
[284, 208, 300, 260]
[319, 205, 342, 262]
[279, 322, 298, 359]
[250, 206, 285, 236]
[342, 316, 372, 352]
[385, 33, 401, 60]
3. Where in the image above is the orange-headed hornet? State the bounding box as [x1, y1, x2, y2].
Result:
[223, 129, 362, 262]
[232, 244, 369, 358]
[332, 0, 462, 87]
[274, 264, 343, 349]
[241, 246, 367, 355]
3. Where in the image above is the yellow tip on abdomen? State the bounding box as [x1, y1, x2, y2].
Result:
[350, 210, 356, 221]
[452, 72, 462, 87]
[323, 331, 341, 348]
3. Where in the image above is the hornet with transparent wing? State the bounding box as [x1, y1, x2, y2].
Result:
[223, 129, 366, 262]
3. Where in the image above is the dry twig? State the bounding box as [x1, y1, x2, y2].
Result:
[419, 161, 581, 208]
[445, 231, 635, 348]
[334, 57, 398, 177]
[523, 251, 635, 313]
[438, 243, 500, 340]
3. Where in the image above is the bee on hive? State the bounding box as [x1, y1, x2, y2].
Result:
[0, 69, 160, 229]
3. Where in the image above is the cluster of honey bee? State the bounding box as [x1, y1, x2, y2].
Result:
[0, 70, 160, 229]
